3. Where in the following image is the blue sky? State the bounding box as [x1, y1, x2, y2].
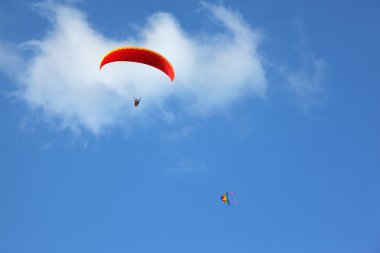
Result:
[1, 0, 380, 252]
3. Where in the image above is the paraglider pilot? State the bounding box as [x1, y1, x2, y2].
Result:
[134, 97, 141, 107]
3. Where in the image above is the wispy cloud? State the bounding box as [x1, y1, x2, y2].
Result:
[0, 42, 24, 78]
[287, 56, 326, 110]
[167, 160, 208, 174]
[284, 13, 327, 111]
[0, 2, 267, 135]
[163, 123, 200, 141]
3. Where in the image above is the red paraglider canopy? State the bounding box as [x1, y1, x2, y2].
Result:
[99, 46, 175, 81]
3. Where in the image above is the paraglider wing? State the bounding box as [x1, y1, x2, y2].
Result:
[99, 46, 175, 81]
[221, 192, 230, 205]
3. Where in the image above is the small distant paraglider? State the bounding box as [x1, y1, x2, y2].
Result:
[221, 192, 238, 205]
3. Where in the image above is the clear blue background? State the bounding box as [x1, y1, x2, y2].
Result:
[1, 1, 380, 252]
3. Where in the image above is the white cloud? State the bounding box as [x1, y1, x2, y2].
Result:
[285, 13, 327, 111]
[0, 3, 267, 134]
[0, 42, 24, 78]
[288, 56, 326, 110]
[167, 160, 208, 174]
